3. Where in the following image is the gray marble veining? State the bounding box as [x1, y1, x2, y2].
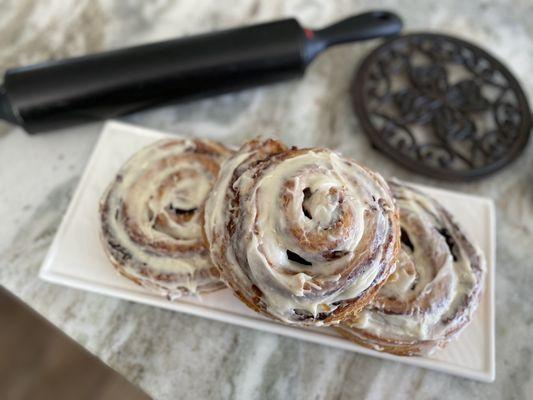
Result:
[1, 0, 532, 399]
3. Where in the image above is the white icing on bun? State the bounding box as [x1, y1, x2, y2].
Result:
[100, 138, 232, 298]
[204, 139, 400, 326]
[337, 180, 486, 356]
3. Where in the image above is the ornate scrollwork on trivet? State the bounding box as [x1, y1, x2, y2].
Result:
[352, 33, 531, 180]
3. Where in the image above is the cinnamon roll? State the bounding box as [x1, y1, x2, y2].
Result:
[204, 139, 400, 326]
[337, 180, 486, 356]
[100, 138, 232, 299]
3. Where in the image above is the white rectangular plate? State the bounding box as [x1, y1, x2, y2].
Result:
[40, 121, 495, 382]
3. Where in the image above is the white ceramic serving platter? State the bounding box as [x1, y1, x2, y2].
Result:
[40, 121, 495, 382]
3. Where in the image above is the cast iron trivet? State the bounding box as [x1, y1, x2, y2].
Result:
[352, 33, 531, 180]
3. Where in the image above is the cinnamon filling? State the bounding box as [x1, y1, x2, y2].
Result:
[286, 250, 312, 266]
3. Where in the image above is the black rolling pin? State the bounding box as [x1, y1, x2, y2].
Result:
[0, 11, 402, 133]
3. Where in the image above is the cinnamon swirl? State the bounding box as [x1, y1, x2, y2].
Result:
[337, 180, 486, 356]
[100, 138, 232, 298]
[204, 139, 400, 326]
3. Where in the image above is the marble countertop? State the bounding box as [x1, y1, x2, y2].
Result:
[1, 1, 532, 399]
